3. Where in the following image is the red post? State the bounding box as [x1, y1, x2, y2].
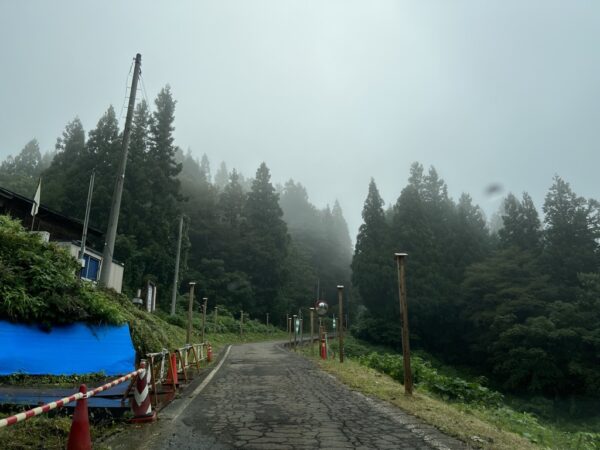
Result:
[165, 352, 179, 388]
[67, 384, 91, 450]
[207, 342, 213, 363]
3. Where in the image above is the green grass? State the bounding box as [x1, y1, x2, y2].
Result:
[301, 336, 600, 450]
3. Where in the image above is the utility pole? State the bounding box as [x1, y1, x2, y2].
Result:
[337, 285, 344, 363]
[79, 170, 95, 265]
[170, 215, 184, 315]
[202, 297, 207, 343]
[186, 282, 196, 344]
[99, 53, 141, 287]
[395, 253, 413, 395]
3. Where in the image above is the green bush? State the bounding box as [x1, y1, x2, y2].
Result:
[0, 215, 126, 325]
[358, 351, 504, 407]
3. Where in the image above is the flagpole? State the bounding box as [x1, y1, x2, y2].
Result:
[30, 178, 41, 232]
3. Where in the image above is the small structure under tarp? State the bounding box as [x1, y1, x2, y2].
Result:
[0, 321, 135, 376]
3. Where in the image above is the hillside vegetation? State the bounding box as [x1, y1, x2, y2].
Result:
[0, 214, 283, 357]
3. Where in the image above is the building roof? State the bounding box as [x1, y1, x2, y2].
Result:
[0, 186, 103, 238]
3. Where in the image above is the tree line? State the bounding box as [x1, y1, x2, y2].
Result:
[352, 162, 599, 400]
[0, 86, 353, 325]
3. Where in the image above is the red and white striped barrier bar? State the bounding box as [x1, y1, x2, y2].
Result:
[0, 391, 85, 428]
[0, 367, 144, 428]
[87, 368, 143, 398]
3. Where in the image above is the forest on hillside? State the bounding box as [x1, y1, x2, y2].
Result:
[352, 163, 599, 412]
[0, 86, 353, 324]
[1, 86, 598, 415]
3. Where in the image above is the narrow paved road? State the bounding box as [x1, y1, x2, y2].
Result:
[130, 341, 466, 449]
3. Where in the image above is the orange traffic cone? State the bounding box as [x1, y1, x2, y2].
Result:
[165, 352, 178, 388]
[67, 384, 91, 450]
[131, 360, 157, 423]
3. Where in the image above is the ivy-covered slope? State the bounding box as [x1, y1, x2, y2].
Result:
[0, 215, 185, 354]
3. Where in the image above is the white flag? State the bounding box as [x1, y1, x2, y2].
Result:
[31, 179, 41, 216]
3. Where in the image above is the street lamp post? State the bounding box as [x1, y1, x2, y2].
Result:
[309, 307, 315, 355]
[337, 285, 344, 363]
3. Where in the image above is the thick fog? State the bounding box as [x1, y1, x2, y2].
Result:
[1, 1, 599, 237]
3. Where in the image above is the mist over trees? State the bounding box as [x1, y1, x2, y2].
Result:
[352, 164, 600, 402]
[2, 86, 598, 406]
[0, 86, 353, 326]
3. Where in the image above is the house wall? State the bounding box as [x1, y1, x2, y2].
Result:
[57, 242, 124, 294]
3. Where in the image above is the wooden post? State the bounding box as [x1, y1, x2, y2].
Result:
[186, 282, 196, 344]
[310, 308, 315, 355]
[337, 285, 344, 363]
[201, 297, 207, 343]
[213, 306, 218, 333]
[240, 310, 244, 337]
[395, 253, 413, 395]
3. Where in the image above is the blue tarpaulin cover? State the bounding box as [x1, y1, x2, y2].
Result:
[0, 321, 135, 376]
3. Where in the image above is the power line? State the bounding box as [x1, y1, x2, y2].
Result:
[140, 72, 150, 107]
[118, 59, 135, 122]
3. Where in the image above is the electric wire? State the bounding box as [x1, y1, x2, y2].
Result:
[118, 59, 135, 122]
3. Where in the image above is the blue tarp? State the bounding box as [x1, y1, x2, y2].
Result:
[0, 321, 136, 376]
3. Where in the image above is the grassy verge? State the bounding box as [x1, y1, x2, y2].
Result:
[300, 337, 600, 450]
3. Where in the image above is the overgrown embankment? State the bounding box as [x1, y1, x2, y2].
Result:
[0, 214, 284, 359]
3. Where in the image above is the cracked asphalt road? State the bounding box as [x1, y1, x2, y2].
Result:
[132, 341, 466, 449]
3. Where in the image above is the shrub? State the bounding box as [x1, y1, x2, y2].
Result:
[358, 351, 504, 407]
[0, 215, 126, 325]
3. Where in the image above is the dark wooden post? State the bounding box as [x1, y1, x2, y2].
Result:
[395, 253, 413, 395]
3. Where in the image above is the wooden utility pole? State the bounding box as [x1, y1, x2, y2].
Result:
[99, 53, 141, 287]
[395, 253, 413, 395]
[170, 215, 184, 315]
[337, 285, 344, 363]
[201, 297, 207, 343]
[186, 282, 196, 344]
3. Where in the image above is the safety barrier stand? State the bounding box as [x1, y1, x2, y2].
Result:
[0, 364, 146, 449]
[175, 347, 188, 384]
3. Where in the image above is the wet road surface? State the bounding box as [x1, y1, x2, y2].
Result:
[109, 341, 466, 449]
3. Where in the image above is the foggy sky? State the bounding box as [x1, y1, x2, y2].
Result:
[1, 1, 599, 240]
